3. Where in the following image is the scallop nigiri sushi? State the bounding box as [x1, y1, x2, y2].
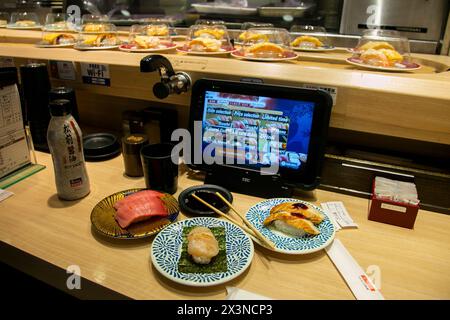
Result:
[187, 226, 219, 265]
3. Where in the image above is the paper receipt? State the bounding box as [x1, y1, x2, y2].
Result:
[322, 201, 358, 229]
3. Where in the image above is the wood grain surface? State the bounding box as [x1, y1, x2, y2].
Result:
[0, 152, 449, 299]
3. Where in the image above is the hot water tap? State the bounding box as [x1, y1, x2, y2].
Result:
[140, 55, 191, 99]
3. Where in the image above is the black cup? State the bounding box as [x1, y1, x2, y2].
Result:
[140, 143, 178, 194]
[20, 63, 51, 151]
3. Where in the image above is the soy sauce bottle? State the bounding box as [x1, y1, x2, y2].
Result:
[47, 99, 90, 200]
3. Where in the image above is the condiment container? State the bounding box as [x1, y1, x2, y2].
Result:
[47, 99, 90, 200]
[122, 134, 148, 177]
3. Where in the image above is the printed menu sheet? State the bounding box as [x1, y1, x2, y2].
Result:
[0, 84, 30, 178]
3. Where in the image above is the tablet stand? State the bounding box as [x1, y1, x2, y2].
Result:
[204, 165, 292, 198]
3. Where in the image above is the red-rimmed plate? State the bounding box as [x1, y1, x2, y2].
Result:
[177, 45, 236, 55]
[346, 57, 422, 72]
[119, 42, 178, 53]
[231, 50, 299, 62]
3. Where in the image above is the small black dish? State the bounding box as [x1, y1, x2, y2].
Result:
[178, 184, 233, 216]
[83, 133, 121, 161]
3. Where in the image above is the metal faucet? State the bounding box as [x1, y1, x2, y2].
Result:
[140, 55, 191, 99]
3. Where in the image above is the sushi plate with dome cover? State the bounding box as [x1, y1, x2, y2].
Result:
[151, 217, 254, 287]
[246, 198, 336, 254]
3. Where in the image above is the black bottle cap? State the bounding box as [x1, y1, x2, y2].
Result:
[49, 99, 72, 116]
[49, 86, 80, 122]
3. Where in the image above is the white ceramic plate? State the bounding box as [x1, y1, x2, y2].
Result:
[6, 24, 42, 30]
[176, 48, 236, 55]
[151, 217, 254, 287]
[73, 45, 120, 51]
[346, 57, 422, 72]
[35, 43, 75, 48]
[292, 46, 336, 52]
[245, 198, 336, 254]
[231, 51, 299, 62]
[119, 43, 178, 53]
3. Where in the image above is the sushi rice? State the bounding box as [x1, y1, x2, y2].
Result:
[273, 220, 306, 237]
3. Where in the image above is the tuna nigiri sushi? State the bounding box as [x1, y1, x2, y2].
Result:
[114, 190, 169, 228]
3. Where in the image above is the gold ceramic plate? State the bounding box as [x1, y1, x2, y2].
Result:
[90, 188, 179, 239]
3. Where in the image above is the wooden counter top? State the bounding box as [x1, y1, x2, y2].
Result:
[1, 152, 449, 299]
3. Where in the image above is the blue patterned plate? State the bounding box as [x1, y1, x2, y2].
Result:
[246, 198, 336, 254]
[151, 217, 254, 287]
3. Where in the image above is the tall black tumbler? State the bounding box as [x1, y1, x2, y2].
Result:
[20, 63, 51, 151]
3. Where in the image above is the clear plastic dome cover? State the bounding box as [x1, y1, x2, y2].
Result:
[81, 14, 109, 24]
[140, 17, 175, 27]
[195, 19, 225, 26]
[351, 29, 412, 67]
[9, 12, 40, 27]
[76, 23, 120, 48]
[237, 23, 275, 44]
[140, 23, 170, 37]
[0, 12, 9, 27]
[43, 13, 76, 31]
[125, 24, 174, 50]
[290, 25, 331, 49]
[238, 27, 294, 59]
[182, 24, 233, 53]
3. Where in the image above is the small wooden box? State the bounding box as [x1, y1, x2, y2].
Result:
[368, 179, 420, 229]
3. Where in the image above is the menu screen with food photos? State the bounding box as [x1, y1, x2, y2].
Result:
[202, 90, 314, 171]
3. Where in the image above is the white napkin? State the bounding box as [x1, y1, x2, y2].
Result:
[226, 287, 272, 300]
[0, 189, 14, 203]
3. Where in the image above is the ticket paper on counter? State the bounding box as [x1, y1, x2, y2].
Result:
[0, 189, 14, 202]
[321, 201, 358, 230]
